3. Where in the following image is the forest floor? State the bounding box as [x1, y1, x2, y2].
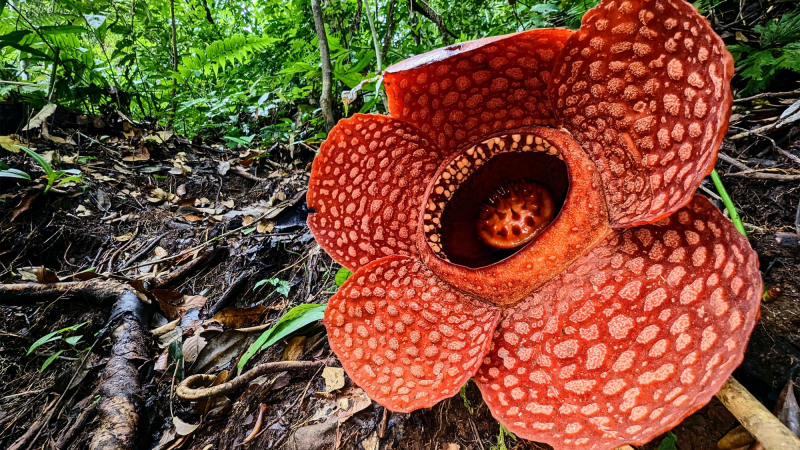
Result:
[0, 93, 799, 450]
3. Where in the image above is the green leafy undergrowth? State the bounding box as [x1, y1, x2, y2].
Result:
[237, 303, 326, 373]
[729, 12, 800, 95]
[27, 321, 87, 371]
[490, 423, 517, 450]
[20, 146, 81, 193]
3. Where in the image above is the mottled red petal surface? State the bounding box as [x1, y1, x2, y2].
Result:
[385, 29, 573, 151]
[420, 127, 612, 306]
[307, 114, 451, 271]
[475, 195, 760, 450]
[549, 0, 734, 228]
[324, 256, 501, 413]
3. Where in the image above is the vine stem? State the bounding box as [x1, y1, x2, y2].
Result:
[710, 169, 747, 236]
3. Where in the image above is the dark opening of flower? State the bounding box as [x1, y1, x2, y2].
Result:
[477, 178, 556, 250]
[425, 133, 568, 267]
[307, 1, 761, 448]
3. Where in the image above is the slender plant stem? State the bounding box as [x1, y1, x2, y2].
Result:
[710, 170, 747, 236]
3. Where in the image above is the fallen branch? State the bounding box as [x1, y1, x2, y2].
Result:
[715, 377, 800, 450]
[1, 280, 148, 450]
[176, 360, 325, 400]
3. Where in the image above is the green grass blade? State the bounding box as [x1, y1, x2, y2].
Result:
[710, 170, 747, 236]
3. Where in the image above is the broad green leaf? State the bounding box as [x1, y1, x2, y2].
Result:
[0, 168, 30, 180]
[40, 350, 64, 371]
[237, 303, 326, 373]
[28, 331, 62, 354]
[84, 14, 107, 29]
[334, 267, 352, 286]
[65, 335, 83, 346]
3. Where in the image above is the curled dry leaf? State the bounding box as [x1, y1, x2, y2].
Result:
[152, 289, 208, 320]
[210, 305, 268, 329]
[322, 367, 346, 393]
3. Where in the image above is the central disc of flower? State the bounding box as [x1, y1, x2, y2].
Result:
[423, 131, 568, 268]
[476, 180, 555, 249]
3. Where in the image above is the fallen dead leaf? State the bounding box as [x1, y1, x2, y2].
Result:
[0, 134, 23, 152]
[283, 336, 306, 361]
[189, 329, 252, 375]
[322, 367, 345, 393]
[122, 146, 150, 162]
[35, 266, 60, 283]
[154, 246, 169, 258]
[257, 219, 275, 233]
[152, 290, 208, 320]
[115, 232, 134, 242]
[210, 305, 267, 328]
[11, 190, 41, 222]
[22, 103, 57, 131]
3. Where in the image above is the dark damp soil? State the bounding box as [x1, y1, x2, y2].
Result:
[1, 101, 800, 450]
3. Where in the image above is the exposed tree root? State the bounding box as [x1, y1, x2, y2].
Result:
[176, 360, 325, 400]
[0, 279, 149, 450]
[716, 377, 800, 450]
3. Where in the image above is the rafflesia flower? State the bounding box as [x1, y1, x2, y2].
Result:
[307, 0, 762, 448]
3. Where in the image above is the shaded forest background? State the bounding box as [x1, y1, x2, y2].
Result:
[1, 0, 798, 141]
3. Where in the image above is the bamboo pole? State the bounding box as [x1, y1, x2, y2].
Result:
[716, 378, 800, 450]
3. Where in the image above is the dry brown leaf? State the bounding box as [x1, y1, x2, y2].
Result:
[210, 305, 267, 328]
[322, 367, 345, 393]
[22, 103, 57, 131]
[154, 246, 169, 258]
[122, 146, 150, 162]
[257, 220, 275, 233]
[283, 336, 306, 361]
[153, 289, 208, 320]
[115, 232, 134, 242]
[242, 215, 255, 226]
[35, 266, 60, 283]
[0, 135, 23, 153]
[182, 214, 204, 222]
[10, 190, 40, 222]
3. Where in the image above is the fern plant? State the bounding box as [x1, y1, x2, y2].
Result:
[179, 35, 277, 78]
[729, 12, 800, 95]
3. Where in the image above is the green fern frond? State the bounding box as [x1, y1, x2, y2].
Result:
[181, 35, 276, 76]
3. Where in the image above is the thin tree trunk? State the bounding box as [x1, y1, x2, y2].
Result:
[347, 0, 363, 48]
[380, 0, 398, 64]
[363, 0, 383, 72]
[311, 0, 336, 132]
[168, 0, 179, 126]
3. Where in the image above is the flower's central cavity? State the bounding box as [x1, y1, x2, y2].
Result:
[476, 180, 555, 249]
[423, 132, 568, 268]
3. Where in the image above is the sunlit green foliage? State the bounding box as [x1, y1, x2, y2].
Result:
[0, 0, 789, 138]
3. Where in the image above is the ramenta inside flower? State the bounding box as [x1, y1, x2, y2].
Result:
[423, 132, 567, 267]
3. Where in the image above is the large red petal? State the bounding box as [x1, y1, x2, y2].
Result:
[385, 29, 573, 151]
[475, 195, 760, 450]
[307, 114, 450, 271]
[548, 0, 734, 228]
[324, 256, 501, 413]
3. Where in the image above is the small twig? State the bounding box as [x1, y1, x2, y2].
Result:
[727, 171, 800, 181]
[777, 148, 800, 166]
[207, 270, 253, 317]
[55, 399, 98, 449]
[718, 152, 752, 171]
[710, 170, 747, 236]
[734, 90, 800, 104]
[176, 360, 324, 400]
[795, 196, 800, 236]
[232, 166, 264, 182]
[119, 231, 169, 270]
[117, 204, 288, 274]
[103, 227, 140, 273]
